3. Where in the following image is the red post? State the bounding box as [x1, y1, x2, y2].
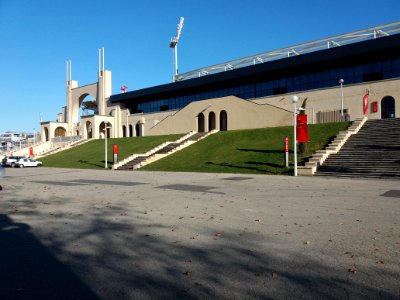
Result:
[284, 137, 289, 167]
[285, 136, 289, 153]
[113, 144, 118, 164]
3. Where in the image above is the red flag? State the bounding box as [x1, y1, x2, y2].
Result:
[363, 91, 369, 115]
[121, 86, 128, 93]
[296, 114, 309, 143]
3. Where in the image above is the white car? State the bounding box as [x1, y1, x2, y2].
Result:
[15, 158, 42, 168]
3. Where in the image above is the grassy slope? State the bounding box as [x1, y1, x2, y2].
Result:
[141, 122, 350, 174]
[40, 134, 183, 169]
[39, 122, 349, 174]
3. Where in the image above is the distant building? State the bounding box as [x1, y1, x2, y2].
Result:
[40, 21, 400, 143]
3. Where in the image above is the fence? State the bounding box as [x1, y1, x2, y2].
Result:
[316, 109, 350, 124]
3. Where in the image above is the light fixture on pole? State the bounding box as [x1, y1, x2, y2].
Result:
[339, 79, 344, 119]
[104, 122, 111, 169]
[292, 95, 299, 177]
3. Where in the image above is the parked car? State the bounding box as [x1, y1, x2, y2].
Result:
[15, 158, 42, 168]
[2, 156, 24, 167]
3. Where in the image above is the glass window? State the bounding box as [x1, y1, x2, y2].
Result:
[331, 69, 339, 81]
[322, 71, 330, 82]
[363, 63, 372, 73]
[382, 60, 391, 71]
[372, 62, 381, 72]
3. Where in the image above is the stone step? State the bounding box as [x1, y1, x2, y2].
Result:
[316, 118, 400, 177]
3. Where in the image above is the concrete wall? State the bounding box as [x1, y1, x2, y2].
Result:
[42, 76, 399, 141]
[145, 96, 292, 136]
[252, 78, 400, 121]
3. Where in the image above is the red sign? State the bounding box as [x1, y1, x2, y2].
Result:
[113, 144, 118, 155]
[296, 114, 309, 143]
[363, 92, 369, 115]
[372, 101, 378, 113]
[29, 147, 33, 156]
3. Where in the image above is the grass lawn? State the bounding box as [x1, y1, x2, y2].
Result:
[141, 122, 350, 175]
[40, 134, 183, 169]
[39, 122, 349, 174]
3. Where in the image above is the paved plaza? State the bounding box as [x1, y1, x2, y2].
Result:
[0, 167, 399, 299]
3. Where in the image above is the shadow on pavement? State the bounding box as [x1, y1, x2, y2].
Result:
[0, 214, 99, 300]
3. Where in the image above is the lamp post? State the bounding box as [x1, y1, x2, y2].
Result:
[104, 122, 111, 169]
[292, 95, 299, 177]
[339, 79, 344, 119]
[126, 111, 130, 137]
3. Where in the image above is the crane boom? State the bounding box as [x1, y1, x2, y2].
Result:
[170, 17, 184, 48]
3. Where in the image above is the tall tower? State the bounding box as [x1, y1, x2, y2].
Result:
[97, 47, 112, 116]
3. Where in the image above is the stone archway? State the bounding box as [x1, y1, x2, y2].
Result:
[381, 96, 395, 119]
[208, 112, 216, 131]
[79, 94, 98, 117]
[135, 123, 141, 136]
[85, 121, 93, 139]
[43, 127, 49, 142]
[55, 127, 66, 137]
[129, 125, 133, 137]
[198, 113, 205, 132]
[99, 122, 112, 139]
[220, 110, 228, 131]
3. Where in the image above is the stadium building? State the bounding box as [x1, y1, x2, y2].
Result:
[39, 21, 400, 144]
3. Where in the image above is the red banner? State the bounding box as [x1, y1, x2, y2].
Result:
[29, 147, 33, 156]
[363, 93, 369, 115]
[113, 144, 118, 155]
[296, 114, 309, 143]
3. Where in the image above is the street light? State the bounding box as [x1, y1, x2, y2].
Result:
[104, 122, 111, 169]
[339, 79, 344, 119]
[126, 111, 130, 137]
[292, 95, 299, 177]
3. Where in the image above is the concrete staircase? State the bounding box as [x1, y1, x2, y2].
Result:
[316, 118, 400, 178]
[113, 131, 216, 170]
[298, 117, 367, 176]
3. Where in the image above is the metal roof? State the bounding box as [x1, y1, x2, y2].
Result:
[174, 21, 400, 81]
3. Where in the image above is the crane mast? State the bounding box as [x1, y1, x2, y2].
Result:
[170, 17, 184, 82]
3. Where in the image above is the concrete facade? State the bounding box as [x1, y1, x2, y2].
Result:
[253, 78, 399, 122]
[39, 75, 399, 145]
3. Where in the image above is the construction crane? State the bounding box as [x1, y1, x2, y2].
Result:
[170, 17, 184, 82]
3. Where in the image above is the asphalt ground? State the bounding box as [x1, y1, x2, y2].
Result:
[0, 167, 399, 299]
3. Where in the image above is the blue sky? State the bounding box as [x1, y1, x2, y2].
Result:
[0, 0, 399, 133]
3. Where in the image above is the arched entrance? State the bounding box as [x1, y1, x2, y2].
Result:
[85, 121, 93, 139]
[122, 125, 126, 137]
[129, 125, 133, 137]
[198, 113, 205, 132]
[208, 112, 216, 131]
[43, 127, 49, 142]
[55, 127, 66, 137]
[99, 122, 112, 139]
[135, 124, 141, 136]
[381, 96, 395, 118]
[220, 110, 228, 131]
